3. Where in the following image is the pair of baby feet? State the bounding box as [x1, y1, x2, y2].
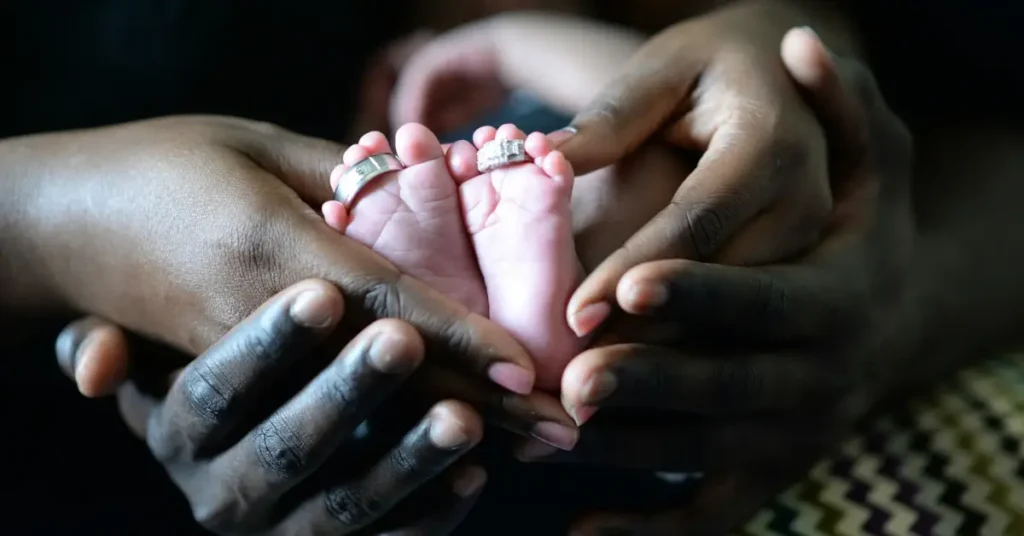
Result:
[323, 123, 583, 392]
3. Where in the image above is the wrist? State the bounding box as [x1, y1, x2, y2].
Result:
[0, 133, 70, 315]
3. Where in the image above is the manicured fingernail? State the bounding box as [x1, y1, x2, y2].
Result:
[530, 421, 578, 451]
[429, 415, 470, 449]
[582, 371, 617, 404]
[516, 439, 559, 461]
[289, 290, 335, 328]
[367, 333, 416, 374]
[624, 281, 668, 312]
[451, 466, 487, 497]
[547, 126, 578, 145]
[572, 405, 599, 426]
[570, 301, 611, 337]
[488, 362, 534, 395]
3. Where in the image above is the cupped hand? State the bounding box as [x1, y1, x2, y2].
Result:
[561, 1, 858, 336]
[21, 115, 547, 398]
[525, 28, 916, 534]
[55, 280, 498, 535]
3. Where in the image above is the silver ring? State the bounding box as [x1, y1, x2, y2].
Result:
[334, 153, 405, 208]
[477, 138, 527, 173]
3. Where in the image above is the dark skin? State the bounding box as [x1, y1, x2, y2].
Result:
[59, 280, 491, 535]
[22, 1, 1024, 535]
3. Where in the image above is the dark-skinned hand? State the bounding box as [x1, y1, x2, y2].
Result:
[520, 27, 916, 535]
[57, 279, 576, 535]
[559, 0, 864, 338]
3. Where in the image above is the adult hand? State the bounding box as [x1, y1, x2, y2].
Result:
[56, 279, 499, 535]
[561, 0, 861, 336]
[522, 28, 916, 535]
[13, 115, 545, 398]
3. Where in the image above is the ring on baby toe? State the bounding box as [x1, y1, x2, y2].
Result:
[477, 138, 527, 173]
[335, 153, 406, 209]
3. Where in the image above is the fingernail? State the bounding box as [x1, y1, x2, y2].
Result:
[516, 439, 559, 461]
[572, 405, 599, 426]
[488, 362, 534, 395]
[451, 466, 487, 497]
[429, 415, 470, 450]
[530, 421, 578, 451]
[73, 334, 100, 389]
[547, 126, 578, 145]
[624, 281, 668, 312]
[289, 290, 335, 328]
[570, 301, 612, 337]
[367, 333, 416, 374]
[797, 25, 833, 57]
[582, 371, 617, 404]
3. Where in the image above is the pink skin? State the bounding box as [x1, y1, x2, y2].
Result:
[323, 124, 488, 317]
[451, 124, 585, 391]
[324, 123, 584, 393]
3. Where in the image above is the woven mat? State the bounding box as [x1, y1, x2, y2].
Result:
[737, 354, 1024, 536]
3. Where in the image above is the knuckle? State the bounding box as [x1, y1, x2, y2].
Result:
[183, 358, 238, 422]
[676, 197, 738, 259]
[251, 415, 310, 478]
[207, 211, 291, 324]
[325, 486, 381, 530]
[361, 275, 404, 319]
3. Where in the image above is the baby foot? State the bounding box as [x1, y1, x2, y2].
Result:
[323, 123, 488, 316]
[450, 124, 583, 391]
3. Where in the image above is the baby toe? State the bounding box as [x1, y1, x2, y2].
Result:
[395, 123, 444, 165]
[495, 123, 526, 140]
[343, 144, 371, 166]
[525, 132, 553, 159]
[446, 140, 480, 183]
[473, 126, 498, 148]
[358, 131, 393, 155]
[541, 151, 575, 187]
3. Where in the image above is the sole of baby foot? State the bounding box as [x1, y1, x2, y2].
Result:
[322, 123, 488, 316]
[458, 124, 583, 392]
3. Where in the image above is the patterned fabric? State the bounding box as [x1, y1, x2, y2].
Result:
[738, 355, 1024, 536]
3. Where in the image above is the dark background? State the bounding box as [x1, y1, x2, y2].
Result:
[2, 0, 1021, 534]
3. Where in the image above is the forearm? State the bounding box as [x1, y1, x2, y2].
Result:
[894, 125, 1024, 391]
[0, 134, 65, 316]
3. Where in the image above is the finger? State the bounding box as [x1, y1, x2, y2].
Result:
[377, 464, 487, 536]
[116, 380, 162, 440]
[781, 27, 868, 176]
[298, 225, 537, 395]
[55, 317, 130, 398]
[558, 52, 702, 175]
[560, 344, 835, 420]
[147, 279, 344, 461]
[613, 259, 848, 342]
[208, 319, 424, 504]
[781, 27, 913, 182]
[413, 366, 578, 451]
[286, 400, 483, 534]
[565, 128, 783, 336]
[228, 118, 348, 207]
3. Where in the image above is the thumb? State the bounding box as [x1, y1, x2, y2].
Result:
[558, 58, 698, 175]
[55, 317, 129, 398]
[237, 121, 348, 207]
